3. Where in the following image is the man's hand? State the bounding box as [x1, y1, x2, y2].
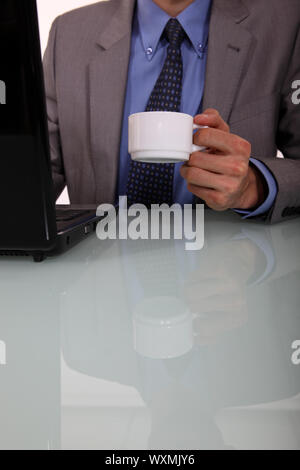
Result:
[180, 109, 266, 211]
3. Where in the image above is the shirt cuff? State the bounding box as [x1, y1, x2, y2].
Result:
[234, 158, 278, 219]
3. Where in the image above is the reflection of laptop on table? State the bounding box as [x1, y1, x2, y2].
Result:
[0, 0, 100, 262]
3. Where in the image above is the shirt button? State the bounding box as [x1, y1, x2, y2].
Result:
[146, 47, 153, 56]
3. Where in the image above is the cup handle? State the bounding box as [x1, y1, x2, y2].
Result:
[191, 124, 208, 153]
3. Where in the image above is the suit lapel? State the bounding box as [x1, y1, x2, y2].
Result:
[202, 0, 254, 123]
[89, 0, 135, 204]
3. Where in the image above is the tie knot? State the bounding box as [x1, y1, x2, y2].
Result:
[164, 19, 186, 48]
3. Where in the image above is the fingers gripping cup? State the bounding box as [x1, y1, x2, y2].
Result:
[129, 111, 206, 164]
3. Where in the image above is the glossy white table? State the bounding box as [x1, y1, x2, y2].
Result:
[0, 211, 300, 450]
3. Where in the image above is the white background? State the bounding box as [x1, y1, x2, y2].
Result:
[37, 0, 98, 54]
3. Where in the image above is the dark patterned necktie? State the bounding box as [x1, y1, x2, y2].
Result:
[127, 19, 186, 207]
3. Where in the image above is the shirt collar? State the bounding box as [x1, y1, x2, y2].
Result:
[137, 0, 212, 60]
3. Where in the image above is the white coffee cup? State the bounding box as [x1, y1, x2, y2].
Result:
[129, 111, 206, 164]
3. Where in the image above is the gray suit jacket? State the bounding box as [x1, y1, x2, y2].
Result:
[43, 0, 300, 223]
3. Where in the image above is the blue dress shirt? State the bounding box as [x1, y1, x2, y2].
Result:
[117, 0, 277, 217]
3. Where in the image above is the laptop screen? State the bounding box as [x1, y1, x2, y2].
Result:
[0, 0, 57, 250]
[0, 0, 35, 134]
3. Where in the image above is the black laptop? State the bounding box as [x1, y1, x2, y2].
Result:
[0, 0, 101, 262]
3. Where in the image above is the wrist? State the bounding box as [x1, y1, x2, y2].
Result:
[236, 164, 267, 210]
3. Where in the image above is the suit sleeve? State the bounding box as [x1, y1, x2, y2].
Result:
[43, 17, 66, 201]
[255, 25, 300, 224]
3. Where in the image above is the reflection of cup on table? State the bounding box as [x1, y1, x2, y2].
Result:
[133, 296, 193, 359]
[129, 111, 207, 164]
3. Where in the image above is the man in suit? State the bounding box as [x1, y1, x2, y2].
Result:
[43, 0, 300, 223]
